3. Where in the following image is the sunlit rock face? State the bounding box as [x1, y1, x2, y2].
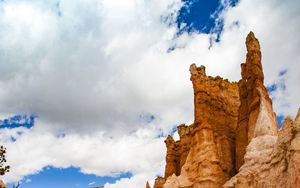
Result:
[146, 32, 300, 188]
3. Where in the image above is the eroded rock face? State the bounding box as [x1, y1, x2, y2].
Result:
[149, 32, 300, 188]
[189, 64, 240, 179]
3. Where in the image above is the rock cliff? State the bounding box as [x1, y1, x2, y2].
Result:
[147, 32, 300, 188]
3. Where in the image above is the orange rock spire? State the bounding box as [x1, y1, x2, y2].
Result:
[236, 32, 278, 169]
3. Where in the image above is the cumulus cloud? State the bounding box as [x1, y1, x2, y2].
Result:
[0, 0, 192, 134]
[0, 0, 299, 187]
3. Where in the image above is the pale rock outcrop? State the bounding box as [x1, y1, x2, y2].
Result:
[224, 109, 300, 188]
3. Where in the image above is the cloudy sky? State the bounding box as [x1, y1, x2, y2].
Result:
[0, 0, 299, 187]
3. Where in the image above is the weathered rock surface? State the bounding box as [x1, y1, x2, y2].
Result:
[147, 32, 300, 188]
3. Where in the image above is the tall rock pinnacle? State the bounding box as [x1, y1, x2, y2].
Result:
[236, 32, 278, 169]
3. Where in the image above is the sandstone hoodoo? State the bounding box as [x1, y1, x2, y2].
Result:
[147, 32, 300, 188]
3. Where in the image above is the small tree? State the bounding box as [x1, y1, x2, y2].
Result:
[0, 146, 10, 175]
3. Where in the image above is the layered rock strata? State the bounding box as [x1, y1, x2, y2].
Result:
[147, 32, 300, 188]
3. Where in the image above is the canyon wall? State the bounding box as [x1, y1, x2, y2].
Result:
[147, 32, 300, 188]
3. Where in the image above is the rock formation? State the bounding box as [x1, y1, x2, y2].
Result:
[0, 180, 6, 188]
[153, 176, 165, 188]
[146, 32, 300, 188]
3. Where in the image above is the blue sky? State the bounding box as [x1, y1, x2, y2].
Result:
[7, 167, 132, 188]
[176, 0, 238, 34]
[0, 0, 299, 188]
[0, 115, 35, 129]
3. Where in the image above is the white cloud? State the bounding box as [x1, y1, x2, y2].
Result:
[0, 0, 299, 187]
[88, 181, 95, 186]
[1, 120, 166, 183]
[0, 0, 192, 135]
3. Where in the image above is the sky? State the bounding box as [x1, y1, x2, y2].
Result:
[0, 0, 299, 187]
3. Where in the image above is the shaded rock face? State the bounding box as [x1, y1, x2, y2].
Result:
[148, 32, 300, 188]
